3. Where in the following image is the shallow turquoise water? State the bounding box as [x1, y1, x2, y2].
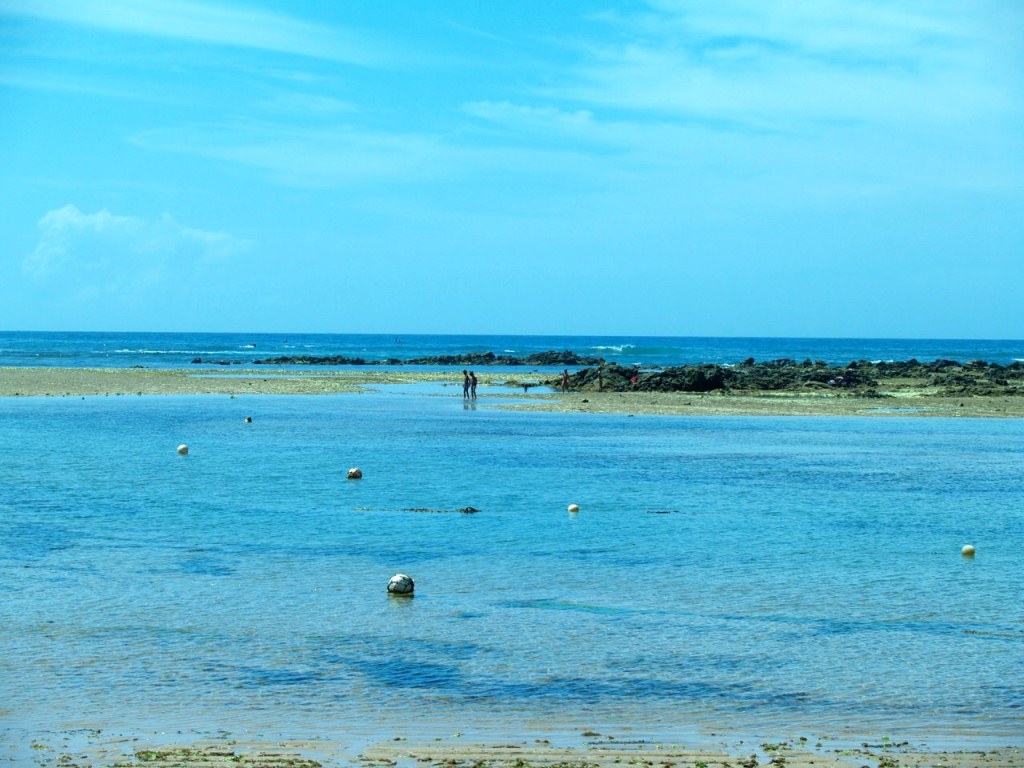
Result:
[1, 388, 1022, 748]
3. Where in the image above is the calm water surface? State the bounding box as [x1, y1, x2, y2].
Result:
[1, 386, 1021, 750]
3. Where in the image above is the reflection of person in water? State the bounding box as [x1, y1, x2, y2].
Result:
[470, 371, 478, 399]
[462, 370, 470, 399]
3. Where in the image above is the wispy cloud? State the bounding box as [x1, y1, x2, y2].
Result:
[0, 0, 390, 66]
[129, 119, 612, 191]
[0, 69, 176, 101]
[23, 205, 248, 304]
[130, 124, 455, 187]
[259, 93, 358, 116]
[550, 1, 1014, 131]
[463, 101, 596, 134]
[446, 0, 1023, 203]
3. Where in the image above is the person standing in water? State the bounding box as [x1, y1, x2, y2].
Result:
[462, 370, 470, 399]
[470, 371, 478, 399]
[561, 369, 570, 392]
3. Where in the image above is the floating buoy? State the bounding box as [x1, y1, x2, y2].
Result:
[176, 444, 189, 455]
[347, 467, 363, 479]
[962, 544, 976, 557]
[244, 416, 252, 423]
[387, 573, 414, 595]
[567, 503, 580, 513]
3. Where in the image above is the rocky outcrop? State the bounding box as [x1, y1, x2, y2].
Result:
[189, 346, 1023, 399]
[551, 358, 1024, 397]
[247, 349, 604, 367]
[402, 350, 605, 366]
[250, 355, 373, 365]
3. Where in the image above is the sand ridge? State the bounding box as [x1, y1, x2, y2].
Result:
[13, 732, 1024, 768]
[1, 366, 1022, 417]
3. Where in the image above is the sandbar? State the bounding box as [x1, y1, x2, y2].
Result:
[1, 366, 1022, 417]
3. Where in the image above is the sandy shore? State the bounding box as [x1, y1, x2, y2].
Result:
[12, 729, 1023, 768]
[1, 366, 1022, 417]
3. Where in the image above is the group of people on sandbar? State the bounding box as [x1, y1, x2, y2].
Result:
[462, 370, 478, 399]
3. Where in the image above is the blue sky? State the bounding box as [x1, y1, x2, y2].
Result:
[2, 1, 1021, 337]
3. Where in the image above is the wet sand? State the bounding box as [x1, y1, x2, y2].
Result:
[1, 366, 1022, 417]
[14, 730, 1023, 768]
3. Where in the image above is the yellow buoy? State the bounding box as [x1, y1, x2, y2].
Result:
[567, 503, 580, 513]
[961, 544, 976, 557]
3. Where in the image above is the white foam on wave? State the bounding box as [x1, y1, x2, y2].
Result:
[115, 348, 220, 355]
[592, 344, 636, 353]
[115, 348, 259, 357]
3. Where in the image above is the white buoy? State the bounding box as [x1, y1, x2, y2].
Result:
[387, 573, 414, 595]
[567, 503, 580, 513]
[347, 467, 363, 479]
[176, 444, 189, 455]
[962, 544, 976, 557]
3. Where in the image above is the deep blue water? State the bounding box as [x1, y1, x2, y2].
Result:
[1, 333, 1022, 753]
[1, 330, 1022, 369]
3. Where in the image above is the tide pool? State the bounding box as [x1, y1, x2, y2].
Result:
[0, 388, 1021, 750]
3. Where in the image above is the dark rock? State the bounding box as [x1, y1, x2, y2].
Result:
[642, 365, 729, 392]
[252, 349, 605, 367]
[253, 355, 371, 365]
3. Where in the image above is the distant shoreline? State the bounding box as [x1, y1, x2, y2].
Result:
[1, 366, 1021, 417]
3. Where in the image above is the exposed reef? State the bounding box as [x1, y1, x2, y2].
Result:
[553, 357, 1024, 398]
[184, 347, 1024, 399]
[231, 350, 605, 367]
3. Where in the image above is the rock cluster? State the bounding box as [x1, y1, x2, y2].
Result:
[553, 358, 1024, 397]
[187, 346, 1024, 399]
[242, 350, 604, 367]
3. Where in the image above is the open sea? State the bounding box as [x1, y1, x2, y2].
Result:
[1, 332, 1022, 757]
[1, 330, 1023, 369]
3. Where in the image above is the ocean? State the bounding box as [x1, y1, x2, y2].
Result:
[1, 330, 1022, 369]
[1, 333, 1022, 757]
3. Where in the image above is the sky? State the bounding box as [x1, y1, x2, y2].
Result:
[1, 0, 1022, 337]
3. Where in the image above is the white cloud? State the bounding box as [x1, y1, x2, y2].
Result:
[0, 0, 389, 66]
[554, 0, 1016, 131]
[23, 205, 247, 300]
